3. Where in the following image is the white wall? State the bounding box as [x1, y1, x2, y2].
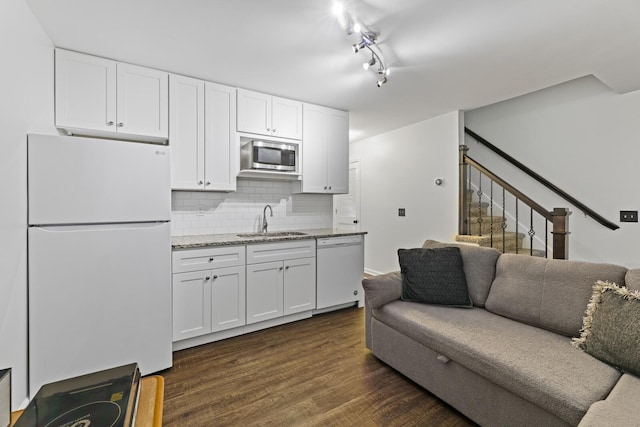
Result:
[0, 0, 55, 408]
[172, 179, 333, 236]
[350, 111, 461, 275]
[466, 76, 640, 267]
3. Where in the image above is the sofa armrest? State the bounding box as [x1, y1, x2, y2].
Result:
[363, 272, 402, 350]
[362, 271, 402, 309]
[578, 373, 640, 427]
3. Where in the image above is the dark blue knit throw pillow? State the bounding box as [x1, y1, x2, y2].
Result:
[398, 247, 472, 308]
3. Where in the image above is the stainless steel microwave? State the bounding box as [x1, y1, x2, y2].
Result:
[240, 140, 298, 172]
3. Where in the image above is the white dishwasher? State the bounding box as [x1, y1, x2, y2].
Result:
[316, 235, 365, 312]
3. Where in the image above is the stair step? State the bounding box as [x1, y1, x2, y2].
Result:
[466, 202, 490, 217]
[455, 232, 525, 251]
[466, 216, 506, 234]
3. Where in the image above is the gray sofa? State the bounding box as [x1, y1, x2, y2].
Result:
[363, 240, 640, 427]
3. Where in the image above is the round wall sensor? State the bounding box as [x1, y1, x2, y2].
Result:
[434, 178, 444, 186]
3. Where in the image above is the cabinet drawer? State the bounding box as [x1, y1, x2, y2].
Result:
[172, 246, 245, 273]
[246, 239, 316, 264]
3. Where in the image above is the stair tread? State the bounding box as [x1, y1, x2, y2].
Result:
[456, 232, 524, 243]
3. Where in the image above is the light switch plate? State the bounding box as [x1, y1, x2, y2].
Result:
[398, 208, 406, 217]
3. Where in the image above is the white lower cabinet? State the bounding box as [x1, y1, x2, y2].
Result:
[283, 257, 316, 315]
[246, 261, 284, 324]
[172, 246, 245, 342]
[172, 270, 211, 341]
[172, 239, 317, 349]
[246, 240, 316, 324]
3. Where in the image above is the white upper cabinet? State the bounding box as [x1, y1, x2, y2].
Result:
[271, 97, 303, 140]
[55, 49, 168, 142]
[169, 75, 205, 190]
[297, 103, 349, 194]
[116, 63, 169, 139]
[204, 82, 237, 191]
[170, 75, 237, 191]
[55, 50, 116, 134]
[237, 88, 302, 140]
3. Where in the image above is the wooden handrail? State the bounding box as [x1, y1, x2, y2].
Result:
[464, 127, 619, 231]
[464, 155, 553, 222]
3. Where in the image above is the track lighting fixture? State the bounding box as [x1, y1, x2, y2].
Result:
[333, 2, 390, 87]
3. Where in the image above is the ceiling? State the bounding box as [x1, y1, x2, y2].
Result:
[25, 0, 640, 142]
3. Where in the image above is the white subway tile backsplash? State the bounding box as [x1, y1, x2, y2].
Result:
[171, 178, 333, 236]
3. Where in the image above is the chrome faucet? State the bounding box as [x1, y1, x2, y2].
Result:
[262, 204, 273, 234]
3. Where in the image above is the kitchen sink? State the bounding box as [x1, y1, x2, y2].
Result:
[237, 231, 308, 238]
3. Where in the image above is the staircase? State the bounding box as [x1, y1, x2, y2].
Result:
[459, 128, 620, 260]
[455, 193, 545, 256]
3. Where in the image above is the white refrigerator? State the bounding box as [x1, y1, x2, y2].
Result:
[27, 134, 172, 395]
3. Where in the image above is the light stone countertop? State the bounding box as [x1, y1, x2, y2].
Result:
[171, 228, 367, 249]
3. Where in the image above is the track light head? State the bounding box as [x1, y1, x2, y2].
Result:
[376, 67, 389, 87]
[363, 55, 376, 70]
[352, 40, 366, 53]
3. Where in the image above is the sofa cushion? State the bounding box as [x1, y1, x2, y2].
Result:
[573, 281, 640, 377]
[578, 374, 640, 427]
[398, 247, 472, 307]
[624, 269, 640, 291]
[484, 254, 628, 337]
[372, 302, 621, 425]
[422, 240, 500, 307]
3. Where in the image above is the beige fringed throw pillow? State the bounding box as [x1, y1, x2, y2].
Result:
[573, 280, 640, 376]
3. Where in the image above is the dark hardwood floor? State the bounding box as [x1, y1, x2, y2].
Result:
[160, 307, 476, 426]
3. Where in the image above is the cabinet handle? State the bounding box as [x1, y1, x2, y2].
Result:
[273, 128, 277, 133]
[117, 122, 124, 127]
[279, 266, 283, 271]
[324, 186, 328, 190]
[266, 128, 270, 132]
[213, 275, 218, 279]
[198, 181, 204, 185]
[328, 186, 332, 190]
[285, 265, 289, 270]
[353, 220, 359, 224]
[205, 276, 211, 280]
[209, 257, 214, 262]
[205, 181, 211, 186]
[107, 121, 114, 126]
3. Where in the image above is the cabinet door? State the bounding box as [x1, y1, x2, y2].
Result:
[170, 75, 205, 190]
[237, 89, 271, 136]
[283, 257, 316, 315]
[210, 265, 246, 332]
[246, 261, 283, 324]
[117, 63, 168, 138]
[326, 109, 349, 194]
[300, 104, 328, 192]
[55, 49, 116, 133]
[172, 270, 212, 341]
[272, 96, 302, 140]
[205, 82, 237, 191]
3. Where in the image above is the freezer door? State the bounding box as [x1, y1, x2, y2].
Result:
[28, 222, 172, 394]
[28, 134, 170, 225]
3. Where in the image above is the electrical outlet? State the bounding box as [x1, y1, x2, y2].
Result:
[620, 210, 638, 223]
[398, 208, 406, 217]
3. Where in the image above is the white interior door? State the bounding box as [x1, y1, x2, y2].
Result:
[334, 160, 361, 230]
